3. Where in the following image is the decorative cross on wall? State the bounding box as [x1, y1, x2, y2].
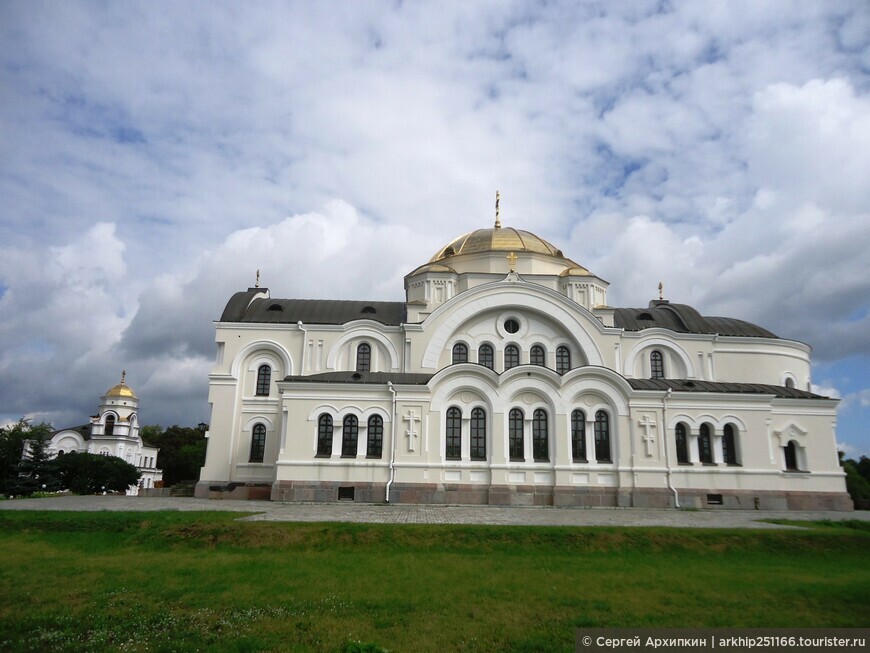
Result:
[507, 251, 518, 272]
[403, 409, 420, 452]
[639, 415, 657, 457]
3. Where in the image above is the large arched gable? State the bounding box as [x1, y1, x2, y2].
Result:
[420, 281, 606, 369]
[326, 325, 401, 371]
[231, 340, 294, 379]
[429, 364, 498, 412]
[622, 335, 696, 379]
[51, 430, 86, 453]
[561, 366, 632, 417]
[498, 367, 563, 414]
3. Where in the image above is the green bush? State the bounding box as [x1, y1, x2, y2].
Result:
[53, 452, 140, 494]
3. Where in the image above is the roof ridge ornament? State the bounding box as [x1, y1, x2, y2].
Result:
[255, 269, 260, 288]
[494, 190, 501, 229]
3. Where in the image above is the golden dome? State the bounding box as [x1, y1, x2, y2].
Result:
[105, 371, 137, 398]
[430, 227, 567, 262]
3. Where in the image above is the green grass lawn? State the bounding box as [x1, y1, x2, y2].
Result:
[0, 512, 867, 652]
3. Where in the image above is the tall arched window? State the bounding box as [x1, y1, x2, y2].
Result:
[470, 407, 486, 460]
[367, 415, 384, 459]
[452, 343, 468, 364]
[504, 344, 520, 370]
[784, 440, 799, 471]
[699, 424, 713, 464]
[316, 414, 333, 457]
[532, 409, 548, 462]
[342, 415, 359, 458]
[478, 344, 494, 370]
[571, 409, 586, 462]
[530, 345, 546, 367]
[249, 423, 266, 462]
[650, 351, 664, 380]
[356, 343, 371, 372]
[446, 407, 462, 460]
[556, 346, 571, 375]
[256, 364, 271, 395]
[509, 408, 524, 461]
[784, 377, 795, 389]
[723, 424, 738, 465]
[594, 411, 611, 462]
[104, 414, 115, 436]
[675, 422, 689, 464]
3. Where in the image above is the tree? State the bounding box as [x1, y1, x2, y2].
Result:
[11, 434, 62, 496]
[839, 452, 870, 510]
[142, 424, 208, 486]
[54, 453, 140, 495]
[0, 419, 54, 496]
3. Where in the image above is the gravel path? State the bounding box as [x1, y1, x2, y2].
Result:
[1, 494, 866, 529]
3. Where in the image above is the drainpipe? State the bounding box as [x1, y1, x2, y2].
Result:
[386, 381, 398, 503]
[297, 321, 307, 374]
[662, 388, 680, 508]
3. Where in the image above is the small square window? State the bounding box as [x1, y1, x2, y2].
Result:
[338, 486, 355, 501]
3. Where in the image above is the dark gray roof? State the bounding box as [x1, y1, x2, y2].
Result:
[283, 371, 433, 385]
[220, 289, 406, 326]
[627, 378, 827, 400]
[221, 290, 774, 338]
[49, 424, 91, 441]
[613, 301, 778, 339]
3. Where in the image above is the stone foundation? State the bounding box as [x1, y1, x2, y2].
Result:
[197, 480, 852, 511]
[194, 481, 272, 501]
[271, 480, 386, 503]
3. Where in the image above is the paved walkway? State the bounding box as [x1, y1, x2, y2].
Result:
[1, 495, 867, 529]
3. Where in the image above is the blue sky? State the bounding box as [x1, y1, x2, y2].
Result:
[1, 1, 868, 457]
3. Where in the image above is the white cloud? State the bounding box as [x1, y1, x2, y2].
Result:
[0, 1, 867, 455]
[811, 382, 842, 400]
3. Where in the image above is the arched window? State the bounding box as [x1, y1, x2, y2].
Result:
[556, 346, 571, 375]
[446, 407, 462, 460]
[532, 409, 548, 462]
[723, 424, 738, 465]
[367, 415, 384, 459]
[452, 343, 468, 364]
[104, 415, 115, 436]
[478, 344, 494, 370]
[571, 409, 586, 462]
[356, 343, 371, 372]
[504, 344, 520, 370]
[470, 408, 486, 460]
[341, 415, 359, 458]
[594, 411, 611, 462]
[699, 424, 713, 464]
[249, 423, 266, 463]
[316, 414, 333, 457]
[784, 440, 800, 471]
[650, 351, 664, 380]
[255, 364, 271, 396]
[509, 408, 524, 461]
[530, 345, 546, 367]
[784, 377, 795, 389]
[675, 422, 690, 464]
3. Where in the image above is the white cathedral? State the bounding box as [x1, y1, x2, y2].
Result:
[197, 209, 850, 510]
[49, 373, 163, 493]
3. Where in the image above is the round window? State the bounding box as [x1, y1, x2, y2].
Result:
[504, 318, 520, 334]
